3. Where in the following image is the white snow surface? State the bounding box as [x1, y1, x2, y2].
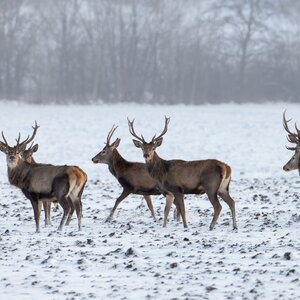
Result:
[0, 102, 299, 300]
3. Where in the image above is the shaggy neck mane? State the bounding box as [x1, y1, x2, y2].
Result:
[8, 160, 31, 189]
[146, 152, 168, 182]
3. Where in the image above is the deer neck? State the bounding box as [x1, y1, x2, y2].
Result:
[109, 149, 128, 177]
[8, 159, 31, 189]
[146, 152, 167, 182]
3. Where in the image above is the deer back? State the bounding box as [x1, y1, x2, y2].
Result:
[14, 163, 70, 194]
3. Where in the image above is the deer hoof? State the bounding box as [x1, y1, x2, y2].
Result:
[105, 217, 112, 223]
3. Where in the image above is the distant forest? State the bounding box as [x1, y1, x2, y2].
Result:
[0, 0, 299, 104]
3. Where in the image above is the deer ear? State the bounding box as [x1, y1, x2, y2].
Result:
[154, 137, 163, 148]
[132, 139, 143, 148]
[32, 144, 39, 152]
[111, 138, 120, 149]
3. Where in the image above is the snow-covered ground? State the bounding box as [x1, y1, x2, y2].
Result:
[0, 102, 299, 300]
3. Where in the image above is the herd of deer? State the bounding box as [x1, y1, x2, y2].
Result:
[0, 111, 299, 233]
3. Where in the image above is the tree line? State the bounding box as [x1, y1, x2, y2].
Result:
[0, 0, 299, 104]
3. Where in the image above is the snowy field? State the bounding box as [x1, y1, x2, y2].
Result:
[0, 102, 300, 300]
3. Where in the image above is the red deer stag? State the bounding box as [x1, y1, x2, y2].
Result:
[128, 117, 238, 230]
[283, 111, 300, 172]
[92, 125, 183, 223]
[0, 122, 87, 232]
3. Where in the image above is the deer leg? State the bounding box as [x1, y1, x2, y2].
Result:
[68, 193, 83, 231]
[52, 202, 59, 212]
[206, 190, 222, 230]
[106, 190, 130, 222]
[163, 193, 174, 227]
[53, 175, 71, 231]
[218, 190, 237, 230]
[173, 198, 180, 221]
[30, 197, 42, 233]
[73, 200, 82, 231]
[143, 195, 156, 221]
[175, 194, 188, 228]
[43, 201, 51, 226]
[74, 183, 85, 230]
[57, 197, 71, 231]
[66, 197, 75, 226]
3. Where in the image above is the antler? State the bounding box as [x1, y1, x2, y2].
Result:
[0, 121, 39, 151]
[16, 121, 40, 150]
[283, 111, 300, 151]
[26, 142, 35, 151]
[106, 125, 118, 145]
[151, 116, 170, 142]
[1, 131, 9, 148]
[127, 118, 145, 143]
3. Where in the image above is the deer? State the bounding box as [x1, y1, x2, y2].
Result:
[20, 142, 63, 226]
[20, 142, 52, 226]
[128, 116, 238, 230]
[283, 111, 300, 173]
[91, 125, 183, 223]
[0, 122, 87, 233]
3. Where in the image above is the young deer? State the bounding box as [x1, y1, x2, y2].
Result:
[128, 117, 238, 230]
[92, 125, 183, 222]
[0, 122, 87, 232]
[283, 111, 300, 173]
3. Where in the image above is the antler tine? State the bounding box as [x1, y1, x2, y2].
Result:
[19, 120, 40, 147]
[1, 131, 9, 146]
[127, 117, 145, 142]
[283, 110, 295, 136]
[286, 145, 297, 151]
[15, 132, 21, 144]
[295, 122, 300, 137]
[152, 116, 170, 142]
[106, 125, 118, 145]
[27, 141, 34, 151]
[283, 111, 300, 150]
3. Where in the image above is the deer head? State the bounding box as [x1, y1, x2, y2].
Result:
[282, 111, 300, 172]
[0, 121, 39, 168]
[128, 116, 170, 162]
[20, 143, 39, 163]
[92, 125, 120, 164]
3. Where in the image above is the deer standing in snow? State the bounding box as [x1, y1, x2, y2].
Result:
[92, 125, 183, 223]
[0, 122, 87, 232]
[128, 117, 237, 230]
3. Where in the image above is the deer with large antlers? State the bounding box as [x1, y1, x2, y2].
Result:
[0, 122, 87, 232]
[283, 111, 300, 172]
[128, 117, 238, 230]
[92, 125, 183, 222]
